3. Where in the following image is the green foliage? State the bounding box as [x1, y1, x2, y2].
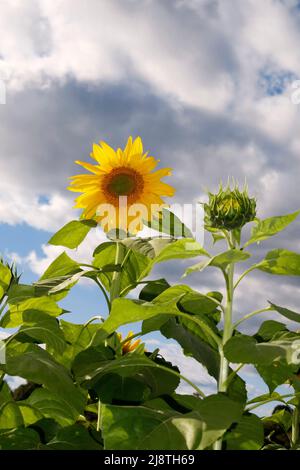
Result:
[1, 188, 300, 450]
[48, 219, 97, 249]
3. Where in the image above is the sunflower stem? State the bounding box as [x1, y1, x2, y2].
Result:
[213, 231, 235, 451]
[110, 241, 123, 305]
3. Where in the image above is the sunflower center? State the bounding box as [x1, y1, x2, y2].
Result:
[102, 167, 144, 202]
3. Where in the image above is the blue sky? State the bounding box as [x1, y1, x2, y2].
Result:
[1, 0, 300, 412]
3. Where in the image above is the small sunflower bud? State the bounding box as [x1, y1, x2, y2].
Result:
[204, 184, 256, 231]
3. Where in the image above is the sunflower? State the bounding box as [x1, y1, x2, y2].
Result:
[68, 136, 175, 234]
[117, 331, 142, 355]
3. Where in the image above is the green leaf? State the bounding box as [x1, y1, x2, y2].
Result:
[224, 335, 297, 365]
[224, 413, 264, 450]
[92, 288, 221, 348]
[269, 302, 300, 323]
[93, 242, 150, 294]
[190, 394, 243, 449]
[151, 238, 209, 266]
[18, 403, 43, 426]
[39, 252, 81, 280]
[159, 317, 220, 379]
[0, 381, 11, 406]
[245, 210, 300, 247]
[46, 424, 102, 450]
[257, 249, 300, 276]
[256, 360, 296, 393]
[209, 249, 251, 269]
[75, 355, 180, 400]
[102, 394, 242, 450]
[0, 262, 12, 300]
[102, 405, 201, 450]
[17, 310, 67, 354]
[247, 391, 284, 405]
[0, 428, 40, 449]
[5, 344, 85, 414]
[0, 401, 23, 429]
[144, 208, 193, 238]
[1, 295, 65, 328]
[7, 284, 40, 304]
[139, 279, 170, 302]
[1, 297, 64, 328]
[255, 320, 287, 341]
[179, 291, 222, 317]
[48, 219, 97, 249]
[25, 388, 78, 426]
[184, 249, 250, 276]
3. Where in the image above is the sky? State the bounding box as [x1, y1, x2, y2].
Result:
[1, 0, 300, 413]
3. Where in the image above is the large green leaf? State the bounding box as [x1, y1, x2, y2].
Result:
[102, 394, 242, 450]
[257, 249, 300, 276]
[224, 335, 297, 365]
[256, 360, 296, 393]
[0, 401, 23, 429]
[151, 238, 209, 266]
[159, 317, 220, 379]
[25, 388, 78, 426]
[188, 393, 243, 450]
[40, 252, 81, 280]
[7, 284, 42, 304]
[269, 302, 300, 323]
[102, 405, 201, 450]
[245, 210, 300, 247]
[18, 403, 43, 426]
[0, 381, 11, 406]
[1, 295, 65, 328]
[16, 310, 67, 354]
[139, 279, 170, 302]
[92, 288, 220, 348]
[144, 208, 193, 238]
[224, 413, 264, 450]
[184, 249, 250, 277]
[46, 424, 102, 450]
[0, 262, 12, 300]
[255, 320, 287, 341]
[53, 321, 105, 368]
[48, 219, 97, 249]
[93, 242, 150, 294]
[5, 344, 85, 414]
[179, 291, 222, 320]
[0, 428, 40, 449]
[75, 354, 180, 400]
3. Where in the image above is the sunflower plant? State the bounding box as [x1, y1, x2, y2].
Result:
[1, 138, 300, 450]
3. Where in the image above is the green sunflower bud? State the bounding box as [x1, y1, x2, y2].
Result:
[204, 184, 256, 231]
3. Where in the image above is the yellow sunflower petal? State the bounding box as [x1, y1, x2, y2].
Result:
[75, 160, 103, 174]
[92, 143, 114, 168]
[149, 182, 176, 197]
[68, 136, 174, 233]
[124, 136, 133, 156]
[130, 136, 143, 156]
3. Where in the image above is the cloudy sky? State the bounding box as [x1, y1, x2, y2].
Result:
[1, 0, 300, 410]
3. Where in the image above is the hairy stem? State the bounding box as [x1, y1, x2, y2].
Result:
[110, 241, 123, 304]
[214, 233, 235, 450]
[233, 306, 272, 329]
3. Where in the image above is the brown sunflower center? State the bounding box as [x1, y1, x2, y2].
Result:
[102, 167, 144, 202]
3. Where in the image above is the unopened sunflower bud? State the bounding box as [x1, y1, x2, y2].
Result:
[204, 184, 256, 231]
